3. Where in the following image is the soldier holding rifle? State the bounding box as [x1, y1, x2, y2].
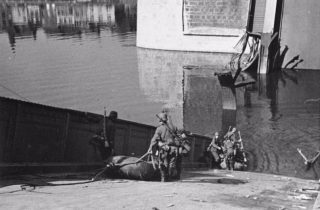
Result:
[148, 112, 191, 182]
[91, 108, 118, 160]
[222, 127, 237, 171]
[207, 132, 223, 169]
[148, 112, 176, 182]
[222, 126, 247, 170]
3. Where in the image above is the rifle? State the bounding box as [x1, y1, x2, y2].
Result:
[155, 114, 192, 140]
[155, 114, 179, 139]
[103, 107, 109, 147]
[155, 114, 191, 154]
[238, 131, 247, 162]
[224, 126, 232, 139]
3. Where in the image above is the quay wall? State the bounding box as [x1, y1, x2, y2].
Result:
[0, 97, 210, 175]
[137, 0, 250, 53]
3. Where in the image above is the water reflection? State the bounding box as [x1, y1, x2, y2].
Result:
[238, 71, 320, 179]
[0, 0, 136, 51]
[0, 0, 141, 124]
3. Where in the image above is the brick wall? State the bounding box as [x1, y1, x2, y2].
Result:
[183, 0, 249, 35]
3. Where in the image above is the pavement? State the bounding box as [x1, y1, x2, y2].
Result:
[0, 169, 319, 210]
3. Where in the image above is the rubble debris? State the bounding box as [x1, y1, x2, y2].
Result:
[191, 199, 208, 203]
[290, 194, 313, 200]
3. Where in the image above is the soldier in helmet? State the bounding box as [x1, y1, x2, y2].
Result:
[91, 111, 118, 160]
[223, 127, 237, 170]
[148, 112, 177, 182]
[207, 131, 223, 169]
[224, 127, 237, 141]
[173, 130, 191, 180]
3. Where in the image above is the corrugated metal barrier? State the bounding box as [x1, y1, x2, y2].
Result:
[0, 97, 211, 175]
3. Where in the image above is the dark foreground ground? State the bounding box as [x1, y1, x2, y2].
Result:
[0, 169, 319, 210]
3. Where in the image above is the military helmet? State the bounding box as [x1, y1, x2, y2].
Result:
[157, 112, 168, 122]
[109, 111, 118, 120]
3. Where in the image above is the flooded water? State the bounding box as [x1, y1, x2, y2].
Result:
[0, 0, 319, 179]
[237, 71, 320, 179]
[0, 0, 159, 123]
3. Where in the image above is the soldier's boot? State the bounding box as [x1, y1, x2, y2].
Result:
[210, 160, 214, 169]
[168, 166, 175, 180]
[226, 158, 231, 170]
[215, 160, 222, 169]
[176, 169, 181, 180]
[229, 159, 235, 171]
[160, 166, 167, 182]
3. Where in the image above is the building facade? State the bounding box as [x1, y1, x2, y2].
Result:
[137, 0, 250, 53]
[137, 0, 320, 70]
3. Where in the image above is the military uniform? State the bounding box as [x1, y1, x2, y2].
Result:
[223, 138, 235, 170]
[173, 131, 190, 180]
[149, 113, 178, 182]
[207, 132, 222, 169]
[90, 111, 117, 160]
